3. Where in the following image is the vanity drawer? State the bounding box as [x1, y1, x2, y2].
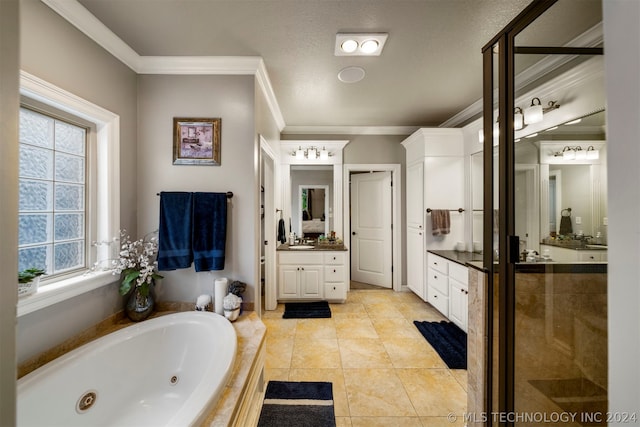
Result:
[324, 282, 346, 301]
[324, 265, 345, 282]
[278, 252, 323, 265]
[427, 253, 448, 274]
[427, 286, 449, 317]
[427, 267, 448, 296]
[324, 252, 346, 265]
[449, 262, 468, 285]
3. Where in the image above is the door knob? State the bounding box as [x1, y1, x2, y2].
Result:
[352, 231, 356, 235]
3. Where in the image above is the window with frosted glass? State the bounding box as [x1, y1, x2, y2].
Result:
[18, 108, 87, 277]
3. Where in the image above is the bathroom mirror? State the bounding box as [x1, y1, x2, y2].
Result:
[290, 166, 333, 238]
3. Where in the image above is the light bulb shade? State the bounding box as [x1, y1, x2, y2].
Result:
[295, 147, 304, 160]
[320, 148, 329, 160]
[307, 148, 317, 160]
[575, 147, 587, 160]
[562, 147, 575, 160]
[524, 98, 543, 124]
[478, 129, 484, 143]
[514, 108, 524, 130]
[586, 146, 599, 159]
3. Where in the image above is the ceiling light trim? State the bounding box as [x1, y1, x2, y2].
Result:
[281, 126, 420, 136]
[335, 33, 388, 56]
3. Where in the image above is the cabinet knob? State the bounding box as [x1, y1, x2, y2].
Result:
[434, 295, 438, 299]
[333, 256, 336, 260]
[333, 269, 336, 273]
[419, 232, 422, 236]
[301, 267, 304, 270]
[419, 225, 423, 229]
[333, 286, 336, 290]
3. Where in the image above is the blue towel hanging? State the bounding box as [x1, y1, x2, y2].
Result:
[157, 192, 194, 271]
[193, 192, 227, 271]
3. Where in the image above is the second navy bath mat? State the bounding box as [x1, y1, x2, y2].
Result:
[283, 301, 331, 318]
[414, 320, 467, 369]
[257, 381, 336, 427]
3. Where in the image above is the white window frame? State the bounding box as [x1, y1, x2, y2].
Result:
[18, 71, 120, 317]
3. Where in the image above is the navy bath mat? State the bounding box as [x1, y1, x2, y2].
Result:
[283, 301, 331, 318]
[257, 381, 336, 427]
[414, 320, 467, 369]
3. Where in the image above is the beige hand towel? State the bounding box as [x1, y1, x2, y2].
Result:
[431, 209, 451, 236]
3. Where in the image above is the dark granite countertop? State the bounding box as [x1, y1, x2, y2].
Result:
[277, 243, 348, 251]
[427, 250, 484, 267]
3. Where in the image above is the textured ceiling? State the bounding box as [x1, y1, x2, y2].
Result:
[78, 0, 602, 131]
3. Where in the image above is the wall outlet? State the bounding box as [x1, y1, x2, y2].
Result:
[603, 217, 608, 225]
[575, 216, 582, 224]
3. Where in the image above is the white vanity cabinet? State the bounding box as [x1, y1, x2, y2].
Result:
[427, 252, 469, 332]
[540, 244, 607, 262]
[277, 250, 347, 302]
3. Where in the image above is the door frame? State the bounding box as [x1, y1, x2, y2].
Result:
[343, 164, 402, 292]
[260, 135, 278, 311]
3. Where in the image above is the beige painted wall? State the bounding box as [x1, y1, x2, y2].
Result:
[137, 74, 259, 306]
[0, 0, 19, 423]
[16, 0, 138, 363]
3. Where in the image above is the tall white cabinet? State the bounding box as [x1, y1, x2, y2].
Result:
[402, 129, 464, 301]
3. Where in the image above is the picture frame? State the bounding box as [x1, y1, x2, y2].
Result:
[173, 118, 221, 165]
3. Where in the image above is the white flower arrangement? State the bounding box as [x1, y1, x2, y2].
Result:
[113, 230, 163, 296]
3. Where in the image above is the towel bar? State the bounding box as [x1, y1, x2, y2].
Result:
[426, 208, 464, 213]
[157, 191, 233, 199]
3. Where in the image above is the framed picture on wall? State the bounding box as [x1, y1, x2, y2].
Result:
[173, 117, 221, 165]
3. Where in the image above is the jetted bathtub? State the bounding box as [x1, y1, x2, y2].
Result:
[18, 311, 237, 427]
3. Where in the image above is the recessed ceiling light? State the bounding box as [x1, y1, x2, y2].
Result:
[335, 33, 388, 56]
[340, 39, 358, 53]
[360, 39, 379, 54]
[338, 66, 366, 83]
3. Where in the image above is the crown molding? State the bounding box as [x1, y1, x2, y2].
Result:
[281, 126, 419, 136]
[41, 0, 286, 131]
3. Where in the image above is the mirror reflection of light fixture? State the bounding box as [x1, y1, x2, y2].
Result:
[586, 145, 600, 159]
[295, 146, 304, 160]
[478, 129, 484, 143]
[524, 97, 543, 124]
[562, 146, 575, 160]
[575, 146, 587, 160]
[320, 147, 329, 160]
[514, 107, 524, 130]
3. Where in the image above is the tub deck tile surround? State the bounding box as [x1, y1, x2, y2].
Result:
[17, 303, 267, 427]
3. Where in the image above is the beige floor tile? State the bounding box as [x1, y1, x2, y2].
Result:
[265, 337, 293, 369]
[289, 368, 349, 417]
[371, 317, 423, 340]
[339, 338, 394, 368]
[343, 368, 416, 417]
[382, 338, 447, 369]
[396, 368, 467, 417]
[295, 318, 337, 339]
[350, 290, 395, 305]
[262, 317, 297, 339]
[263, 368, 290, 382]
[335, 317, 379, 339]
[336, 417, 353, 427]
[351, 416, 423, 427]
[291, 337, 342, 369]
[364, 302, 405, 318]
[420, 415, 466, 426]
[331, 302, 367, 315]
[450, 369, 468, 392]
[399, 302, 447, 322]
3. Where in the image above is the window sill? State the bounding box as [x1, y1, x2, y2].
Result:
[17, 270, 118, 317]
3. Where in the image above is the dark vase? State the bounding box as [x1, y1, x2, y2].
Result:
[125, 283, 155, 322]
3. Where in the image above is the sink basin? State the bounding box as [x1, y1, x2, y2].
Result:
[288, 245, 315, 250]
[586, 244, 608, 249]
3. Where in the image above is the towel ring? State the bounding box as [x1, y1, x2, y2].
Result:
[561, 208, 572, 217]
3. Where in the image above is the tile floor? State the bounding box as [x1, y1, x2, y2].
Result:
[261, 284, 467, 426]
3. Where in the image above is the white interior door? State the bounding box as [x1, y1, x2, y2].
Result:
[350, 171, 392, 288]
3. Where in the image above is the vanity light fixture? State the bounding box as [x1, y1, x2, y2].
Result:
[335, 33, 388, 56]
[574, 146, 587, 160]
[291, 146, 332, 161]
[562, 146, 576, 160]
[524, 98, 543, 124]
[514, 107, 524, 130]
[586, 145, 600, 159]
[523, 97, 560, 125]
